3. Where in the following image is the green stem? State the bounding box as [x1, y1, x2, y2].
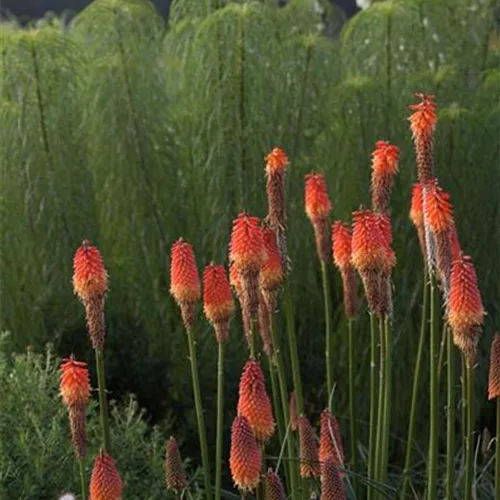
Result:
[464, 361, 474, 500]
[284, 283, 303, 415]
[427, 274, 438, 500]
[347, 318, 357, 489]
[95, 349, 111, 453]
[437, 322, 448, 388]
[496, 398, 500, 500]
[321, 262, 334, 408]
[368, 313, 377, 500]
[461, 356, 467, 457]
[375, 316, 385, 489]
[381, 316, 392, 486]
[268, 356, 285, 443]
[79, 458, 87, 500]
[446, 326, 456, 500]
[270, 314, 299, 500]
[186, 328, 212, 499]
[401, 275, 428, 499]
[215, 342, 225, 500]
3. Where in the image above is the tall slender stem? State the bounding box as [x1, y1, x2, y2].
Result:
[461, 356, 467, 455]
[427, 274, 438, 500]
[284, 284, 303, 415]
[95, 349, 111, 453]
[401, 275, 428, 499]
[496, 397, 500, 500]
[215, 342, 225, 500]
[79, 458, 87, 500]
[268, 356, 285, 444]
[347, 318, 357, 489]
[375, 316, 385, 489]
[381, 316, 392, 486]
[464, 361, 474, 500]
[321, 262, 334, 407]
[446, 326, 456, 500]
[270, 314, 299, 500]
[186, 328, 212, 499]
[368, 313, 378, 500]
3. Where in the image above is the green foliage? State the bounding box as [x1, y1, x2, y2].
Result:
[0, 0, 499, 495]
[0, 338, 199, 499]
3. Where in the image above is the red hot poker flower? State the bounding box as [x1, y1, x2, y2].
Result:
[165, 436, 187, 493]
[488, 334, 500, 400]
[351, 209, 386, 274]
[60, 356, 91, 408]
[332, 222, 352, 270]
[371, 140, 400, 214]
[423, 179, 454, 234]
[229, 213, 266, 273]
[320, 457, 347, 500]
[265, 147, 288, 176]
[237, 359, 275, 442]
[89, 450, 123, 500]
[260, 226, 284, 311]
[319, 409, 345, 467]
[203, 264, 234, 343]
[409, 183, 424, 228]
[73, 240, 108, 302]
[230, 415, 262, 492]
[264, 468, 286, 500]
[298, 415, 320, 478]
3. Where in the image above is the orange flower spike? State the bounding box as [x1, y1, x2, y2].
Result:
[320, 457, 347, 500]
[319, 409, 345, 466]
[377, 214, 396, 269]
[229, 263, 243, 298]
[229, 415, 262, 492]
[409, 93, 437, 141]
[265, 147, 288, 176]
[60, 355, 91, 408]
[165, 436, 187, 493]
[305, 173, 332, 222]
[170, 239, 201, 304]
[351, 209, 386, 273]
[424, 179, 454, 234]
[264, 468, 287, 500]
[89, 450, 123, 500]
[298, 415, 320, 478]
[332, 221, 352, 270]
[488, 334, 500, 400]
[448, 254, 485, 337]
[73, 239, 108, 302]
[237, 359, 275, 442]
[260, 226, 284, 293]
[371, 140, 400, 214]
[409, 183, 424, 228]
[229, 213, 266, 273]
[203, 264, 234, 343]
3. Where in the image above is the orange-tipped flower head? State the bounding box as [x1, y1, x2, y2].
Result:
[237, 359, 275, 442]
[230, 415, 262, 491]
[170, 239, 200, 330]
[229, 213, 266, 273]
[260, 226, 284, 294]
[370, 140, 400, 214]
[89, 450, 123, 500]
[165, 436, 187, 493]
[351, 209, 386, 273]
[264, 468, 286, 500]
[265, 147, 288, 176]
[60, 356, 91, 408]
[203, 264, 234, 343]
[332, 222, 352, 270]
[488, 334, 500, 400]
[320, 457, 347, 500]
[298, 415, 320, 478]
[424, 179, 454, 234]
[319, 409, 345, 467]
[448, 254, 485, 362]
[409, 93, 437, 183]
[305, 173, 332, 262]
[229, 263, 243, 298]
[73, 240, 108, 302]
[410, 183, 424, 228]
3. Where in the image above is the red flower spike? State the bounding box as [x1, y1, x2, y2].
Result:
[319, 409, 345, 467]
[409, 183, 424, 228]
[170, 239, 201, 304]
[488, 334, 500, 400]
[89, 450, 123, 500]
[229, 263, 243, 298]
[424, 179, 454, 234]
[351, 209, 386, 273]
[332, 222, 352, 270]
[409, 93, 437, 141]
[376, 214, 396, 270]
[320, 457, 347, 500]
[230, 415, 262, 492]
[260, 226, 284, 294]
[229, 213, 266, 273]
[298, 415, 320, 478]
[265, 147, 288, 176]
[60, 356, 91, 408]
[264, 468, 286, 500]
[371, 141, 400, 214]
[237, 359, 275, 442]
[305, 173, 332, 222]
[165, 436, 187, 493]
[448, 255, 485, 362]
[73, 240, 108, 302]
[203, 264, 234, 343]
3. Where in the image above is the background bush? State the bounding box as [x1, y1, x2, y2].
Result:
[0, 0, 499, 495]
